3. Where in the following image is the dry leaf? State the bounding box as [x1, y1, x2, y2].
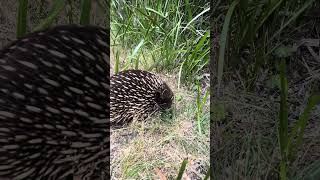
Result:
[155, 168, 167, 180]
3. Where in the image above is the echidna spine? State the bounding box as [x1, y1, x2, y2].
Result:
[110, 69, 173, 127]
[0, 25, 110, 179]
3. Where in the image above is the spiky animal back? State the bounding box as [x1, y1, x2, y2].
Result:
[110, 69, 173, 127]
[0, 25, 109, 179]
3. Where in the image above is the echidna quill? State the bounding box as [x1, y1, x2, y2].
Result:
[0, 25, 109, 179]
[110, 69, 174, 127]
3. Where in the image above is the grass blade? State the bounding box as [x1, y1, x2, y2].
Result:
[254, 0, 284, 34]
[145, 7, 167, 19]
[278, 58, 288, 180]
[66, 0, 75, 23]
[196, 81, 202, 134]
[279, 58, 288, 156]
[204, 166, 211, 180]
[133, 40, 144, 69]
[287, 95, 320, 160]
[269, 0, 315, 43]
[293, 160, 320, 180]
[176, 159, 188, 180]
[190, 31, 210, 60]
[301, 160, 320, 180]
[217, 0, 238, 96]
[80, 0, 92, 25]
[178, 61, 185, 89]
[182, 7, 210, 33]
[115, 50, 120, 74]
[17, 0, 28, 38]
[125, 39, 144, 70]
[33, 0, 65, 31]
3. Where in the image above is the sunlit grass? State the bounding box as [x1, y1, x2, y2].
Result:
[111, 0, 210, 85]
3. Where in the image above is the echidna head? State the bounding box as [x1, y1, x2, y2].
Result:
[155, 82, 174, 110]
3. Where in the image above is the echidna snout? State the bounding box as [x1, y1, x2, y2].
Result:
[155, 82, 174, 109]
[110, 69, 173, 126]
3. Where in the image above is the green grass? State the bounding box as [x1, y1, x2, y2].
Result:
[111, 1, 210, 178]
[277, 53, 320, 179]
[80, 0, 92, 25]
[15, 0, 108, 35]
[111, 0, 210, 85]
[216, 0, 317, 90]
[176, 159, 188, 180]
[196, 81, 210, 134]
[217, 0, 238, 95]
[33, 0, 65, 31]
[213, 0, 320, 179]
[278, 57, 289, 179]
[17, 0, 28, 38]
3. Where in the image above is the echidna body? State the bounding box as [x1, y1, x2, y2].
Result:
[0, 25, 109, 179]
[110, 69, 173, 127]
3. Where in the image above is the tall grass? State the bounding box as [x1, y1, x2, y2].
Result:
[278, 57, 288, 180]
[111, 0, 210, 85]
[216, 0, 238, 95]
[176, 159, 188, 180]
[277, 53, 320, 179]
[17, 0, 28, 38]
[16, 0, 107, 35]
[33, 0, 65, 31]
[80, 0, 92, 25]
[215, 0, 319, 179]
[196, 81, 210, 134]
[216, 0, 316, 91]
[111, 1, 210, 178]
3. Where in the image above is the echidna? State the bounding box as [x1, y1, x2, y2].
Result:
[110, 69, 173, 127]
[0, 25, 109, 179]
